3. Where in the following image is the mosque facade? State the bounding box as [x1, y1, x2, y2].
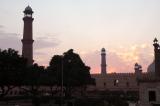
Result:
[4, 5, 160, 106]
[137, 38, 160, 106]
[90, 48, 140, 92]
[21, 5, 141, 93]
[89, 39, 160, 106]
[21, 5, 159, 95]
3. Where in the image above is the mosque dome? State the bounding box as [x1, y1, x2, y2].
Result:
[147, 61, 155, 73]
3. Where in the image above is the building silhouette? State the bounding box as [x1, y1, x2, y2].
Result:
[89, 39, 160, 106]
[137, 38, 160, 106]
[101, 48, 107, 75]
[21, 6, 34, 65]
[2, 5, 160, 106]
[90, 48, 140, 92]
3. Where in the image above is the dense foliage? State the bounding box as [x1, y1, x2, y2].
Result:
[47, 49, 95, 97]
[0, 48, 27, 97]
[0, 48, 95, 98]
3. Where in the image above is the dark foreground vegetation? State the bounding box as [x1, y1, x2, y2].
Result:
[0, 93, 132, 106]
[0, 48, 137, 106]
[0, 48, 95, 105]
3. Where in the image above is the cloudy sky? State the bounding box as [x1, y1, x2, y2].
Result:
[0, 0, 160, 73]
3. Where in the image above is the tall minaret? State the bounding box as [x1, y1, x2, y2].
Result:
[153, 38, 160, 77]
[101, 48, 107, 75]
[21, 6, 34, 65]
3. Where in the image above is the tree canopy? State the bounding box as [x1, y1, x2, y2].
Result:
[48, 49, 95, 97]
[0, 48, 95, 99]
[0, 48, 27, 97]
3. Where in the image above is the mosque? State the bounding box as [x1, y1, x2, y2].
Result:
[21, 5, 141, 92]
[89, 37, 157, 93]
[6, 5, 160, 106]
[89, 45, 160, 106]
[90, 48, 140, 92]
[21, 5, 150, 92]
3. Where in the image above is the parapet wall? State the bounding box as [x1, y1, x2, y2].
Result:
[90, 72, 139, 91]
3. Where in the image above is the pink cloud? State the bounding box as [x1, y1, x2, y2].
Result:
[81, 43, 153, 74]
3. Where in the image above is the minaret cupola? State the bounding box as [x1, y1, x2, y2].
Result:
[24, 5, 33, 17]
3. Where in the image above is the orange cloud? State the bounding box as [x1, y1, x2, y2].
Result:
[81, 43, 153, 74]
[33, 43, 153, 74]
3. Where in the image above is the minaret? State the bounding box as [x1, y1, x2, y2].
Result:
[21, 6, 34, 65]
[134, 63, 142, 79]
[153, 38, 160, 77]
[101, 48, 107, 75]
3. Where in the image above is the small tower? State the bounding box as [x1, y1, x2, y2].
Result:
[153, 38, 160, 77]
[101, 48, 107, 75]
[21, 6, 34, 65]
[134, 63, 142, 79]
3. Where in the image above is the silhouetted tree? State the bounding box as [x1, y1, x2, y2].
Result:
[44, 67, 57, 96]
[20, 64, 43, 93]
[19, 64, 45, 106]
[0, 48, 27, 98]
[48, 49, 95, 97]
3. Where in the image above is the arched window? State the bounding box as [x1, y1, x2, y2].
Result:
[149, 91, 156, 102]
[114, 79, 119, 86]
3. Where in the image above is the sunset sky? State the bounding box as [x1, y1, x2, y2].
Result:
[0, 0, 160, 73]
